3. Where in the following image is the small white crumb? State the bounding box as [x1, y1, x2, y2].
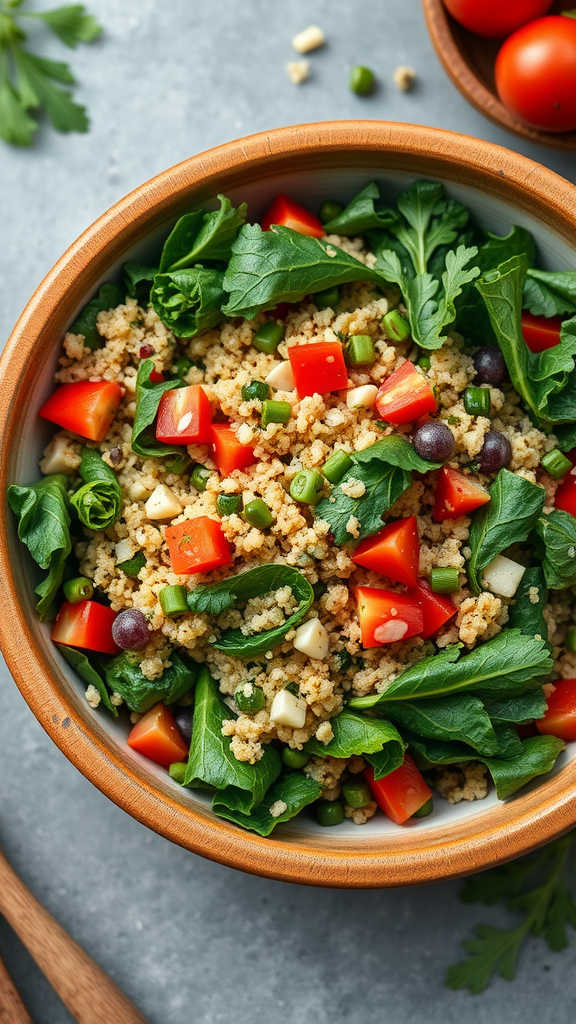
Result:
[269, 799, 288, 818]
[315, 720, 334, 745]
[340, 478, 366, 499]
[129, 711, 142, 725]
[292, 25, 325, 53]
[110, 691, 124, 707]
[85, 685, 101, 709]
[286, 60, 310, 85]
[237, 422, 254, 445]
[325, 246, 337, 257]
[528, 586, 540, 605]
[346, 514, 361, 538]
[393, 66, 416, 92]
[374, 620, 409, 643]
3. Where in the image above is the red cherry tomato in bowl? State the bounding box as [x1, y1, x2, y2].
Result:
[495, 17, 576, 133]
[442, 0, 553, 38]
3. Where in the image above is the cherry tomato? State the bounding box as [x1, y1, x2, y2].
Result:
[352, 516, 420, 588]
[536, 679, 576, 742]
[433, 466, 490, 522]
[288, 341, 348, 398]
[364, 756, 432, 825]
[261, 195, 324, 238]
[209, 423, 257, 476]
[521, 311, 562, 353]
[554, 468, 576, 518]
[156, 385, 212, 445]
[355, 585, 424, 649]
[165, 516, 232, 575]
[127, 703, 189, 768]
[39, 380, 123, 443]
[52, 600, 119, 654]
[495, 17, 576, 133]
[374, 361, 437, 426]
[405, 579, 457, 639]
[442, 0, 553, 38]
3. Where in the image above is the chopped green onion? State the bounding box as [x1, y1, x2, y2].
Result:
[282, 747, 310, 769]
[316, 800, 345, 826]
[252, 322, 284, 354]
[342, 780, 372, 809]
[417, 355, 431, 370]
[321, 450, 353, 484]
[346, 334, 375, 367]
[412, 797, 434, 818]
[261, 399, 291, 428]
[116, 551, 146, 578]
[382, 309, 410, 342]
[159, 585, 189, 617]
[290, 468, 325, 505]
[217, 494, 242, 516]
[430, 567, 460, 594]
[190, 464, 212, 491]
[63, 577, 94, 603]
[350, 65, 374, 95]
[241, 380, 270, 402]
[171, 355, 192, 379]
[234, 682, 266, 715]
[566, 626, 576, 653]
[463, 386, 491, 417]
[169, 762, 187, 785]
[319, 200, 343, 224]
[243, 498, 274, 529]
[164, 453, 192, 475]
[541, 449, 572, 480]
[314, 286, 340, 310]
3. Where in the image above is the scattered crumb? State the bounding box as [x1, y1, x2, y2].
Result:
[344, 800, 378, 824]
[85, 685, 101, 709]
[393, 66, 416, 92]
[286, 60, 310, 85]
[435, 762, 489, 804]
[292, 25, 325, 54]
[269, 799, 288, 818]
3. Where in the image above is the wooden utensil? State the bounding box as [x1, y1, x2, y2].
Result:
[0, 846, 150, 1024]
[0, 952, 32, 1024]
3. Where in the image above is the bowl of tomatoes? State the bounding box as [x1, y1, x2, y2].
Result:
[422, 0, 576, 150]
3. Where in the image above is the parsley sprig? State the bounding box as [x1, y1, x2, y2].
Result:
[447, 831, 576, 993]
[0, 1, 101, 146]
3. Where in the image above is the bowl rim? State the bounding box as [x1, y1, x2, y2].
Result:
[421, 0, 576, 153]
[1, 120, 576, 888]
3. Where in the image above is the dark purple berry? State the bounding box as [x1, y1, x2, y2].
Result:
[173, 707, 192, 745]
[478, 431, 512, 474]
[413, 421, 455, 463]
[139, 344, 155, 359]
[111, 608, 150, 650]
[473, 346, 507, 387]
[108, 446, 123, 466]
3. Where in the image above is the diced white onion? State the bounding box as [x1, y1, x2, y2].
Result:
[293, 617, 330, 660]
[114, 539, 135, 563]
[39, 434, 74, 474]
[270, 689, 307, 729]
[481, 555, 526, 598]
[346, 385, 378, 410]
[145, 484, 183, 521]
[265, 361, 296, 392]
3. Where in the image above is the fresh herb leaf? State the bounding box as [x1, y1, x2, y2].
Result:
[7, 474, 71, 620]
[483, 689, 548, 725]
[467, 470, 545, 594]
[321, 181, 397, 235]
[123, 262, 157, 301]
[159, 195, 247, 272]
[212, 770, 321, 836]
[384, 694, 500, 756]
[25, 4, 101, 47]
[70, 447, 122, 530]
[524, 268, 576, 318]
[131, 358, 184, 459]
[69, 282, 124, 350]
[151, 267, 225, 338]
[455, 227, 537, 344]
[353, 435, 443, 474]
[104, 650, 196, 713]
[56, 644, 117, 715]
[116, 551, 146, 578]
[478, 226, 536, 273]
[349, 630, 553, 708]
[365, 743, 407, 781]
[304, 709, 405, 763]
[221, 223, 386, 320]
[187, 564, 314, 657]
[534, 509, 576, 590]
[507, 566, 549, 647]
[183, 666, 281, 809]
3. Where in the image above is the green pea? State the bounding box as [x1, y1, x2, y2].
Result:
[282, 747, 310, 769]
[412, 797, 434, 818]
[319, 200, 343, 224]
[315, 800, 345, 827]
[342, 780, 372, 809]
[234, 682, 266, 715]
[63, 576, 94, 603]
[243, 498, 274, 529]
[350, 65, 375, 95]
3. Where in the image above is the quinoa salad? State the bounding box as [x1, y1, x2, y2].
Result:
[9, 180, 576, 835]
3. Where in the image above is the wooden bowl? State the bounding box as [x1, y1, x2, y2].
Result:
[1, 122, 576, 887]
[422, 0, 576, 151]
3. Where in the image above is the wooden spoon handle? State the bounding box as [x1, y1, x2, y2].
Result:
[0, 849, 149, 1024]
[0, 953, 32, 1024]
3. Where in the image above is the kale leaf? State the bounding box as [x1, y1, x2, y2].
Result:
[482, 689, 548, 726]
[524, 268, 576, 318]
[507, 566, 549, 648]
[534, 509, 576, 590]
[69, 282, 124, 350]
[131, 358, 184, 458]
[384, 694, 500, 756]
[212, 771, 321, 836]
[321, 182, 398, 235]
[151, 267, 225, 338]
[159, 195, 247, 272]
[123, 262, 157, 302]
[304, 710, 405, 765]
[70, 447, 122, 530]
[104, 650, 196, 713]
[56, 644, 117, 716]
[7, 474, 72, 621]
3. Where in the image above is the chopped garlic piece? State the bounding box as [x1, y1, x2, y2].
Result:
[145, 483, 183, 520]
[346, 384, 378, 410]
[481, 554, 526, 598]
[286, 60, 310, 85]
[293, 617, 330, 660]
[292, 25, 325, 53]
[270, 689, 307, 728]
[265, 360, 296, 391]
[393, 66, 416, 91]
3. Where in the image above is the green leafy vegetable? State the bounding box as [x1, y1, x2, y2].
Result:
[212, 771, 321, 836]
[70, 447, 122, 530]
[56, 644, 117, 715]
[7, 474, 71, 620]
[384, 694, 500, 756]
[455, 227, 536, 344]
[0, 3, 101, 147]
[104, 650, 196, 713]
[349, 630, 553, 708]
[151, 267, 225, 338]
[304, 709, 405, 765]
[321, 181, 397, 235]
[123, 262, 157, 301]
[507, 566, 549, 647]
[524, 268, 576, 318]
[159, 195, 247, 272]
[534, 509, 576, 590]
[221, 223, 386, 320]
[116, 551, 146, 578]
[447, 832, 576, 993]
[482, 689, 547, 725]
[353, 435, 442, 474]
[183, 666, 281, 810]
[187, 564, 314, 657]
[69, 282, 124, 350]
[467, 470, 545, 593]
[131, 358, 183, 458]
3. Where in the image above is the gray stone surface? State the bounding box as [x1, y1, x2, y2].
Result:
[0, 2, 574, 1021]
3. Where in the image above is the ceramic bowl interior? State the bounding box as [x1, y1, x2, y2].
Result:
[1, 122, 576, 886]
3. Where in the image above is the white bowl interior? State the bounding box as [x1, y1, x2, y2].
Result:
[11, 165, 576, 842]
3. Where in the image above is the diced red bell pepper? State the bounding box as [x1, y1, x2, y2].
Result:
[554, 466, 576, 518]
[288, 341, 348, 398]
[127, 703, 189, 768]
[536, 679, 576, 742]
[156, 384, 212, 445]
[149, 370, 165, 383]
[355, 585, 424, 649]
[210, 423, 257, 476]
[433, 466, 490, 522]
[374, 361, 437, 426]
[261, 195, 324, 238]
[352, 516, 420, 587]
[405, 579, 457, 639]
[165, 516, 232, 574]
[52, 599, 119, 654]
[364, 755, 432, 825]
[39, 380, 123, 443]
[521, 311, 562, 353]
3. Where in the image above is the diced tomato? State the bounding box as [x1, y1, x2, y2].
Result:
[261, 195, 324, 238]
[352, 516, 419, 587]
[405, 579, 457, 640]
[127, 703, 189, 768]
[209, 423, 257, 476]
[52, 600, 119, 654]
[165, 516, 232, 574]
[554, 468, 576, 518]
[364, 755, 432, 825]
[355, 585, 424, 649]
[521, 311, 562, 353]
[374, 361, 437, 426]
[156, 385, 212, 445]
[433, 466, 490, 522]
[149, 370, 165, 383]
[39, 380, 123, 443]
[536, 679, 576, 742]
[288, 341, 348, 398]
